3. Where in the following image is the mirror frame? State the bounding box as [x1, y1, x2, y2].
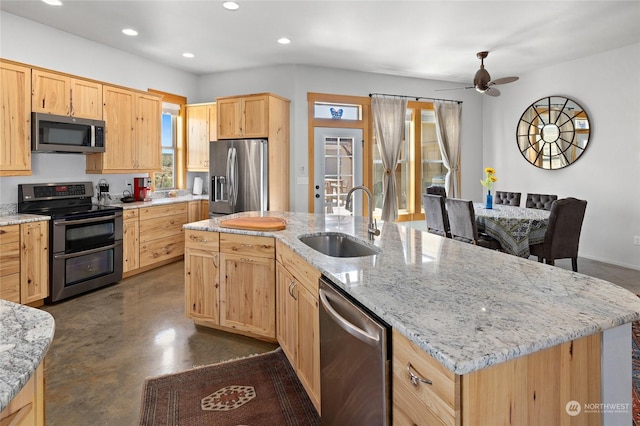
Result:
[516, 96, 591, 170]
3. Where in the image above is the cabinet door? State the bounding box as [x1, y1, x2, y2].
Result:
[0, 62, 31, 176]
[123, 217, 139, 273]
[100, 85, 135, 170]
[70, 78, 102, 119]
[0, 225, 21, 303]
[32, 70, 70, 116]
[186, 104, 210, 171]
[185, 246, 220, 322]
[242, 95, 269, 138]
[217, 97, 242, 139]
[276, 263, 298, 366]
[135, 93, 161, 170]
[20, 221, 49, 304]
[219, 252, 275, 338]
[297, 283, 321, 411]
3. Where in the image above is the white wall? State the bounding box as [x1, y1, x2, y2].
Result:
[483, 43, 640, 269]
[0, 11, 199, 204]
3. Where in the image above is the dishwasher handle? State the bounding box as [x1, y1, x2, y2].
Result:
[319, 288, 380, 347]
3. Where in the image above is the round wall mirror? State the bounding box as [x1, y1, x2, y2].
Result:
[516, 96, 591, 169]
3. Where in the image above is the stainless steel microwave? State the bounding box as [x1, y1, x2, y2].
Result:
[32, 113, 105, 154]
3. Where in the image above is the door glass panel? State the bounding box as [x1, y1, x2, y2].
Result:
[66, 221, 115, 252]
[314, 102, 361, 120]
[421, 110, 446, 199]
[65, 249, 115, 286]
[324, 137, 354, 215]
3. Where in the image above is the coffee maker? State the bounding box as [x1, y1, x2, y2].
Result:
[133, 177, 150, 201]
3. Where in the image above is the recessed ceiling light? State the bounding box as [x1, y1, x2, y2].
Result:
[122, 28, 138, 36]
[223, 2, 239, 11]
[277, 37, 291, 45]
[183, 53, 195, 58]
[42, 0, 62, 5]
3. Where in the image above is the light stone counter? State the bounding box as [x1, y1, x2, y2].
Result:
[0, 214, 50, 226]
[184, 211, 640, 375]
[115, 193, 208, 210]
[0, 300, 55, 411]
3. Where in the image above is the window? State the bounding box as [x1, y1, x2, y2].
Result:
[154, 102, 179, 189]
[372, 101, 446, 221]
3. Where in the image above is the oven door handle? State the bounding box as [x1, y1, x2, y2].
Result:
[53, 212, 122, 226]
[53, 240, 122, 260]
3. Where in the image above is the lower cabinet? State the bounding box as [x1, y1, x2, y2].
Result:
[139, 203, 187, 269]
[122, 209, 139, 275]
[275, 240, 321, 413]
[0, 224, 21, 302]
[187, 200, 209, 222]
[0, 363, 44, 426]
[184, 230, 276, 342]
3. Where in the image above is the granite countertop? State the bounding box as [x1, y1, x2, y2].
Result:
[0, 214, 50, 226]
[0, 300, 55, 411]
[184, 211, 640, 375]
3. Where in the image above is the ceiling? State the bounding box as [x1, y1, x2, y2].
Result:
[2, 1, 639, 85]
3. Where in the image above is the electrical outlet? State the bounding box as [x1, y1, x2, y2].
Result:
[634, 236, 640, 246]
[125, 179, 132, 188]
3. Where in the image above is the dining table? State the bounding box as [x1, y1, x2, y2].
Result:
[474, 203, 551, 257]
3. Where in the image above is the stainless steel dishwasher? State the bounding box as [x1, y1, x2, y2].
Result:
[319, 276, 391, 425]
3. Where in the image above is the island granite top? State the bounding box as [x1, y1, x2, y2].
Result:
[0, 300, 55, 411]
[184, 211, 640, 375]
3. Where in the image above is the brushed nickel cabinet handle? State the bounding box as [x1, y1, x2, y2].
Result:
[407, 362, 432, 387]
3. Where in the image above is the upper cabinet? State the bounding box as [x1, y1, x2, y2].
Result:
[0, 61, 32, 176]
[86, 85, 161, 173]
[32, 69, 103, 120]
[217, 94, 269, 139]
[186, 102, 217, 171]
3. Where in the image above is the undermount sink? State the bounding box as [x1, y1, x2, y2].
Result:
[298, 233, 381, 258]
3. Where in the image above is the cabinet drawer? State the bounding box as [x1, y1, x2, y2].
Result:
[0, 273, 20, 303]
[139, 213, 185, 243]
[392, 329, 460, 426]
[139, 233, 184, 267]
[275, 240, 319, 294]
[220, 233, 274, 259]
[123, 208, 139, 221]
[0, 224, 20, 244]
[185, 230, 219, 251]
[139, 203, 188, 220]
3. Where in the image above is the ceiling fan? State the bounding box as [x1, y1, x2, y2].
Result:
[439, 51, 519, 97]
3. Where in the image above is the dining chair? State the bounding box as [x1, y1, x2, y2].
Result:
[426, 185, 447, 200]
[525, 193, 558, 210]
[445, 198, 502, 250]
[494, 191, 521, 206]
[529, 197, 587, 272]
[422, 194, 451, 238]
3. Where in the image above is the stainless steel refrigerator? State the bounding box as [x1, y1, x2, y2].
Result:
[209, 139, 268, 217]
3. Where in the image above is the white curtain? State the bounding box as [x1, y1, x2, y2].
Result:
[434, 102, 462, 198]
[372, 96, 407, 222]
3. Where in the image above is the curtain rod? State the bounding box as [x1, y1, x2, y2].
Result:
[369, 92, 462, 104]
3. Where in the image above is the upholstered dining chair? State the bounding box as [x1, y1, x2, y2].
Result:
[444, 198, 502, 250]
[422, 194, 451, 238]
[426, 185, 447, 200]
[494, 191, 521, 206]
[525, 193, 558, 210]
[529, 197, 587, 272]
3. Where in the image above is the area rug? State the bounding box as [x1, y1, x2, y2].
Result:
[633, 320, 640, 425]
[139, 348, 320, 426]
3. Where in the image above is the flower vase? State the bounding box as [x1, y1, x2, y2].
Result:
[485, 190, 493, 209]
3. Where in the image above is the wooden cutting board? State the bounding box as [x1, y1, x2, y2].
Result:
[219, 216, 287, 231]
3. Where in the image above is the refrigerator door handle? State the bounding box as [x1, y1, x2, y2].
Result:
[230, 147, 239, 208]
[226, 147, 234, 208]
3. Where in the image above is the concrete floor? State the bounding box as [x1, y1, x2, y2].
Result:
[41, 250, 640, 425]
[41, 261, 277, 426]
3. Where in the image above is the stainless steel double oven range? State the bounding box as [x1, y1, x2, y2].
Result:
[18, 182, 123, 303]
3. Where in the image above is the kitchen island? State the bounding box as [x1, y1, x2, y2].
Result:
[184, 211, 640, 424]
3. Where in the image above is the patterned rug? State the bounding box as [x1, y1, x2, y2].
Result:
[633, 320, 640, 425]
[139, 348, 320, 426]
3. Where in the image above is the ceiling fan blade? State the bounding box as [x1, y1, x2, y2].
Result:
[485, 87, 501, 97]
[489, 76, 519, 86]
[434, 86, 474, 92]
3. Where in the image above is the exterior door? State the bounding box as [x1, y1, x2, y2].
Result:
[313, 128, 363, 215]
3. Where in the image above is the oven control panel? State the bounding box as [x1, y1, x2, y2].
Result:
[18, 181, 94, 201]
[34, 184, 87, 198]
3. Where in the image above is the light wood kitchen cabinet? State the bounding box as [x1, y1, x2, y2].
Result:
[85, 85, 161, 173]
[32, 69, 102, 119]
[187, 200, 209, 222]
[122, 209, 139, 275]
[184, 230, 220, 322]
[0, 60, 32, 176]
[139, 204, 187, 268]
[216, 93, 290, 211]
[392, 328, 602, 426]
[219, 233, 276, 340]
[186, 102, 216, 171]
[0, 225, 21, 303]
[20, 221, 48, 305]
[275, 240, 321, 413]
[0, 363, 44, 426]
